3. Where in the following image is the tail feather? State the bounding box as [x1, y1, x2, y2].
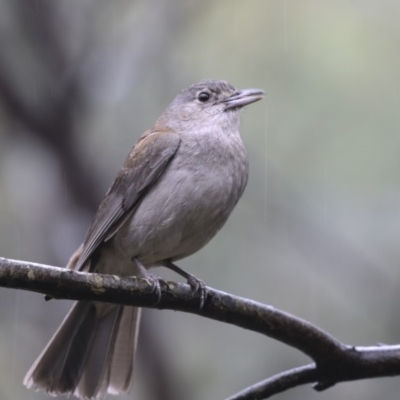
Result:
[24, 301, 95, 394]
[24, 301, 140, 399]
[54, 303, 97, 393]
[109, 306, 142, 394]
[75, 305, 123, 399]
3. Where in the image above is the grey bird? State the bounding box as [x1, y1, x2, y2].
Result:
[24, 79, 264, 399]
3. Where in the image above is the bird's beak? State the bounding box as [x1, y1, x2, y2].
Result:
[223, 88, 265, 110]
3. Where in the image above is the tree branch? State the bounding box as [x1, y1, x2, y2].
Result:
[1, 256, 400, 400]
[0, 257, 346, 358]
[226, 341, 400, 400]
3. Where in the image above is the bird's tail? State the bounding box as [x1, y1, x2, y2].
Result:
[24, 301, 141, 399]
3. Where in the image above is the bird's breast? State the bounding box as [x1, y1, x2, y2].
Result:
[113, 129, 249, 265]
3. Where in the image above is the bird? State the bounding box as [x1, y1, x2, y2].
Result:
[24, 79, 264, 399]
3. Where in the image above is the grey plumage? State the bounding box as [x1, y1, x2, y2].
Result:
[24, 79, 264, 399]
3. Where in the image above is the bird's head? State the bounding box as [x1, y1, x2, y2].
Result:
[157, 79, 264, 132]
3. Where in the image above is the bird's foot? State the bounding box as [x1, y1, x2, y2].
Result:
[186, 273, 207, 310]
[141, 271, 167, 305]
[164, 260, 207, 310]
[133, 258, 166, 305]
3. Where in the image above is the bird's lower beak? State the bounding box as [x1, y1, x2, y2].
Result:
[223, 88, 265, 110]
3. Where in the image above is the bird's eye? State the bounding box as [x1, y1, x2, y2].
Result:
[197, 92, 211, 102]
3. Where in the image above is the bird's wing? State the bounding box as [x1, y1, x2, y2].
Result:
[74, 129, 181, 272]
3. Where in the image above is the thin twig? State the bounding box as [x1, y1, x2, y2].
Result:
[225, 364, 317, 400]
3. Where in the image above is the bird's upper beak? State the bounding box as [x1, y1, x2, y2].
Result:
[223, 88, 265, 110]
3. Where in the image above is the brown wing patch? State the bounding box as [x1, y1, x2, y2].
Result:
[74, 129, 180, 271]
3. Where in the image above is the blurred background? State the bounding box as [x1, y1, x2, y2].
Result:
[1, 1, 400, 399]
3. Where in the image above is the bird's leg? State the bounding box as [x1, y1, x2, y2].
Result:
[163, 260, 207, 309]
[133, 257, 166, 305]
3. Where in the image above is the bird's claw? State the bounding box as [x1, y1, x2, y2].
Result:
[142, 272, 168, 305]
[186, 275, 207, 310]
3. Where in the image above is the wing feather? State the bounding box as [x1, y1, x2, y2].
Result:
[75, 129, 180, 271]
